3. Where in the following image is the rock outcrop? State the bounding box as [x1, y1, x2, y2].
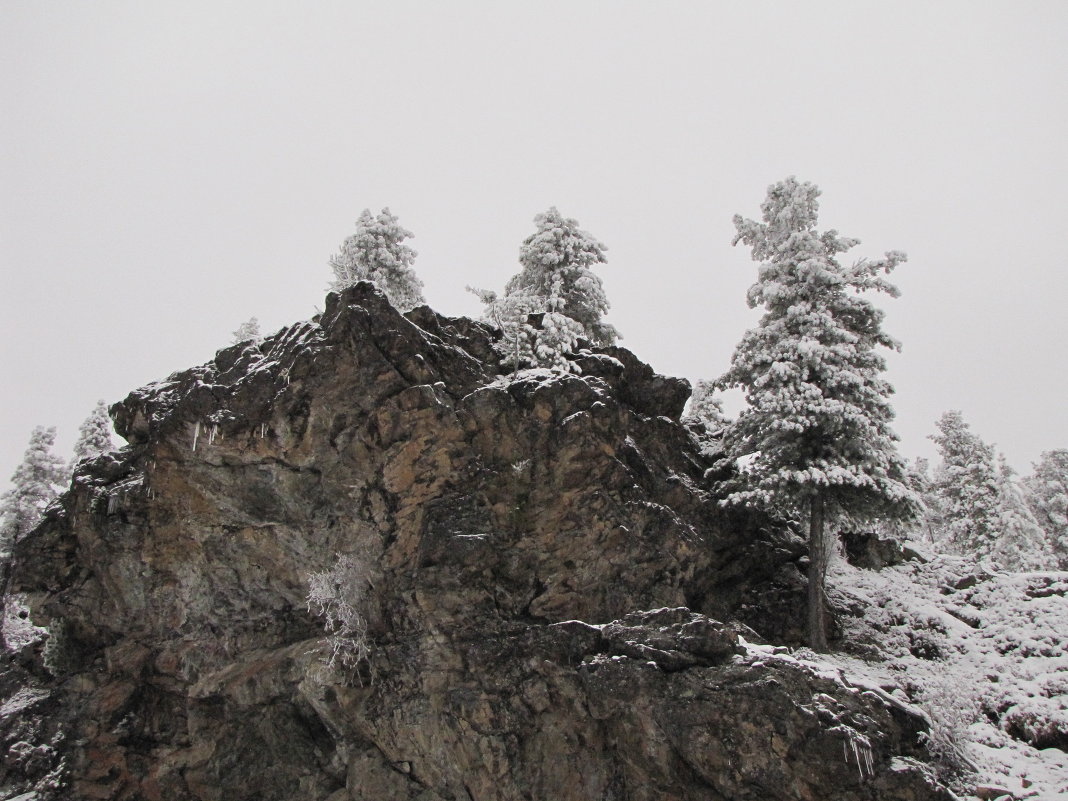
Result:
[2, 283, 952, 800]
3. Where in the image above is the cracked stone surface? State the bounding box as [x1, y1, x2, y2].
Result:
[2, 283, 952, 800]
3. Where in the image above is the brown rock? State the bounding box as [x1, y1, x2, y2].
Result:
[2, 283, 953, 800]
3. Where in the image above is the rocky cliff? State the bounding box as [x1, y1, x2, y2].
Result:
[1, 284, 953, 800]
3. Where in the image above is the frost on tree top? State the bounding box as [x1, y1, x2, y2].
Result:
[73, 400, 116, 465]
[473, 207, 619, 373]
[511, 207, 618, 348]
[716, 176, 914, 522]
[329, 207, 425, 312]
[1, 425, 67, 549]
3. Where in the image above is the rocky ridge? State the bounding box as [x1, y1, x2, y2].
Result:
[1, 283, 953, 800]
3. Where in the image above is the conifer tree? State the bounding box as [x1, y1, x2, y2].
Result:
[928, 410, 1002, 561]
[0, 427, 67, 556]
[72, 400, 115, 465]
[330, 208, 425, 311]
[232, 317, 261, 345]
[906, 457, 942, 544]
[468, 285, 543, 370]
[993, 456, 1051, 570]
[715, 177, 915, 651]
[475, 208, 618, 371]
[928, 413, 1053, 570]
[682, 380, 730, 433]
[1025, 449, 1068, 568]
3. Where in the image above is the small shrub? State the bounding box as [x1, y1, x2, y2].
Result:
[916, 672, 980, 780]
[42, 618, 75, 677]
[306, 552, 373, 681]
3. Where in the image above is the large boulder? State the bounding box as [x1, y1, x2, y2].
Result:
[2, 283, 951, 800]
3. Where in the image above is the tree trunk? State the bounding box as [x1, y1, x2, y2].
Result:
[807, 493, 829, 652]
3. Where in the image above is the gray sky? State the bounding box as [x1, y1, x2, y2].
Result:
[2, 1, 1066, 483]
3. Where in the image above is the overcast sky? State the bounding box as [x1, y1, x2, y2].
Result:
[2, 1, 1066, 484]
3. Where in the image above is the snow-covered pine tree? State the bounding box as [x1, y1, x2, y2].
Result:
[993, 456, 1052, 570]
[232, 317, 261, 345]
[907, 457, 942, 544]
[0, 426, 67, 557]
[329, 208, 425, 312]
[474, 208, 619, 371]
[72, 400, 115, 465]
[871, 456, 941, 544]
[715, 176, 915, 651]
[1025, 449, 1068, 568]
[682, 380, 730, 434]
[467, 285, 543, 371]
[928, 411, 1002, 562]
[513, 208, 619, 348]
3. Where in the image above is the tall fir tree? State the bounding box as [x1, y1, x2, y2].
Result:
[715, 177, 915, 651]
[475, 208, 618, 371]
[928, 411, 1003, 562]
[1, 426, 67, 556]
[330, 208, 425, 311]
[1025, 449, 1068, 568]
[72, 400, 115, 465]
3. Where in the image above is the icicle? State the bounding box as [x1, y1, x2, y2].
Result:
[842, 730, 873, 781]
[107, 494, 119, 515]
[192, 421, 200, 451]
[208, 424, 219, 445]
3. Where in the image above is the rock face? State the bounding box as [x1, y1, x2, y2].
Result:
[841, 531, 928, 570]
[2, 284, 952, 800]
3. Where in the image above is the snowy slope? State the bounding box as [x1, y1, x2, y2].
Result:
[825, 551, 1068, 799]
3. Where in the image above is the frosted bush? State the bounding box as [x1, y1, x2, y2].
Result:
[231, 317, 261, 345]
[915, 671, 981, 779]
[42, 618, 75, 677]
[1001, 694, 1068, 749]
[306, 552, 373, 680]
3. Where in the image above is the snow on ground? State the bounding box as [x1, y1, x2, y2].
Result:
[824, 552, 1068, 799]
[1, 594, 46, 655]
